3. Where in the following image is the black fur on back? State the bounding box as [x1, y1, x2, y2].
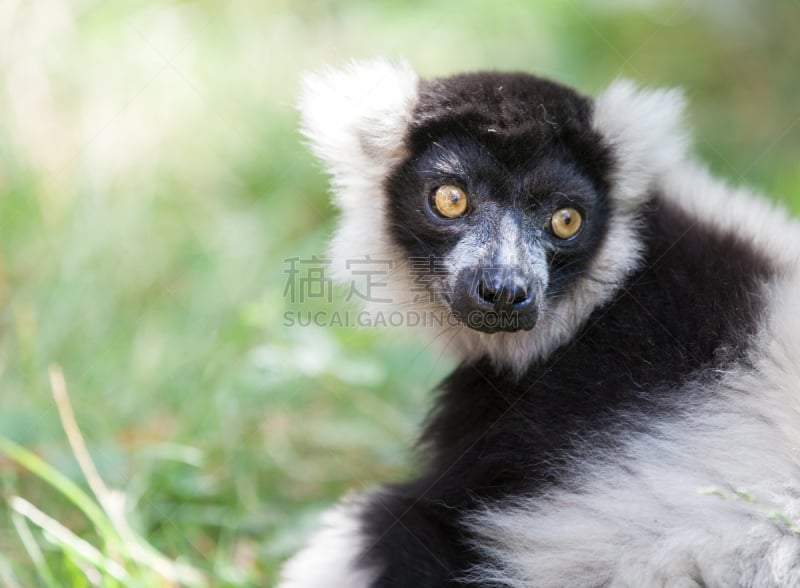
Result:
[357, 196, 774, 587]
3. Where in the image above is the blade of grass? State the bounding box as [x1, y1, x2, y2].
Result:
[0, 436, 123, 554]
[49, 366, 114, 515]
[10, 496, 129, 582]
[10, 509, 59, 588]
[0, 553, 24, 588]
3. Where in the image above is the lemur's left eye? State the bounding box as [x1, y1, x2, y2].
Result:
[432, 185, 469, 219]
[550, 207, 583, 239]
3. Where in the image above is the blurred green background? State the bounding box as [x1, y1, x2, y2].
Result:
[0, 0, 798, 585]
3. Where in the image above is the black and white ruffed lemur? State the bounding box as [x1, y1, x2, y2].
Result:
[279, 59, 800, 588]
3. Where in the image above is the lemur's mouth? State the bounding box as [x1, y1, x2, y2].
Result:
[449, 267, 540, 334]
[459, 308, 536, 334]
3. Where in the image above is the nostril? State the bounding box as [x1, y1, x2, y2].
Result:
[476, 280, 531, 307]
[509, 284, 529, 306]
[477, 280, 498, 305]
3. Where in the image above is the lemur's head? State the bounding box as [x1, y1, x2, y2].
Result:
[299, 59, 688, 373]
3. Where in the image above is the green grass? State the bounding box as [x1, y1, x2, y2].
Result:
[1, 1, 799, 585]
[2, 367, 223, 586]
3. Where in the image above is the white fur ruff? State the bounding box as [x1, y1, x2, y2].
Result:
[278, 500, 376, 588]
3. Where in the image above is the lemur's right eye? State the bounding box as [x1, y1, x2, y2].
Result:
[432, 185, 469, 219]
[550, 207, 583, 239]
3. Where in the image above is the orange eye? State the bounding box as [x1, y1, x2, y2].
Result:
[550, 207, 583, 239]
[433, 185, 469, 218]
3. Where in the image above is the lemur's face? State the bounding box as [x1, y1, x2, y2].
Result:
[386, 73, 612, 333]
[300, 59, 684, 369]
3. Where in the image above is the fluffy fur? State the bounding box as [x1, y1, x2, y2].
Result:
[282, 58, 800, 588]
[298, 58, 419, 293]
[279, 498, 378, 588]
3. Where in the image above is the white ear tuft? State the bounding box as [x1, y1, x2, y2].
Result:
[298, 58, 420, 197]
[298, 59, 421, 300]
[593, 79, 690, 209]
